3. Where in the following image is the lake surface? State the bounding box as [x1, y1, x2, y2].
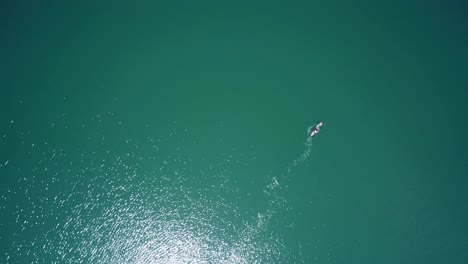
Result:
[1, 1, 467, 263]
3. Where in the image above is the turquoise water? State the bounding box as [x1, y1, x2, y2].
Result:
[1, 1, 468, 263]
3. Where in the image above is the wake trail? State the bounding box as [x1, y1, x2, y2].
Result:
[287, 125, 314, 174]
[242, 124, 319, 261]
[262, 124, 315, 200]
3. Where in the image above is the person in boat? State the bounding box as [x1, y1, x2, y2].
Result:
[309, 121, 323, 138]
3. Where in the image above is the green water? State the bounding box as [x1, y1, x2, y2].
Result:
[1, 1, 468, 263]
